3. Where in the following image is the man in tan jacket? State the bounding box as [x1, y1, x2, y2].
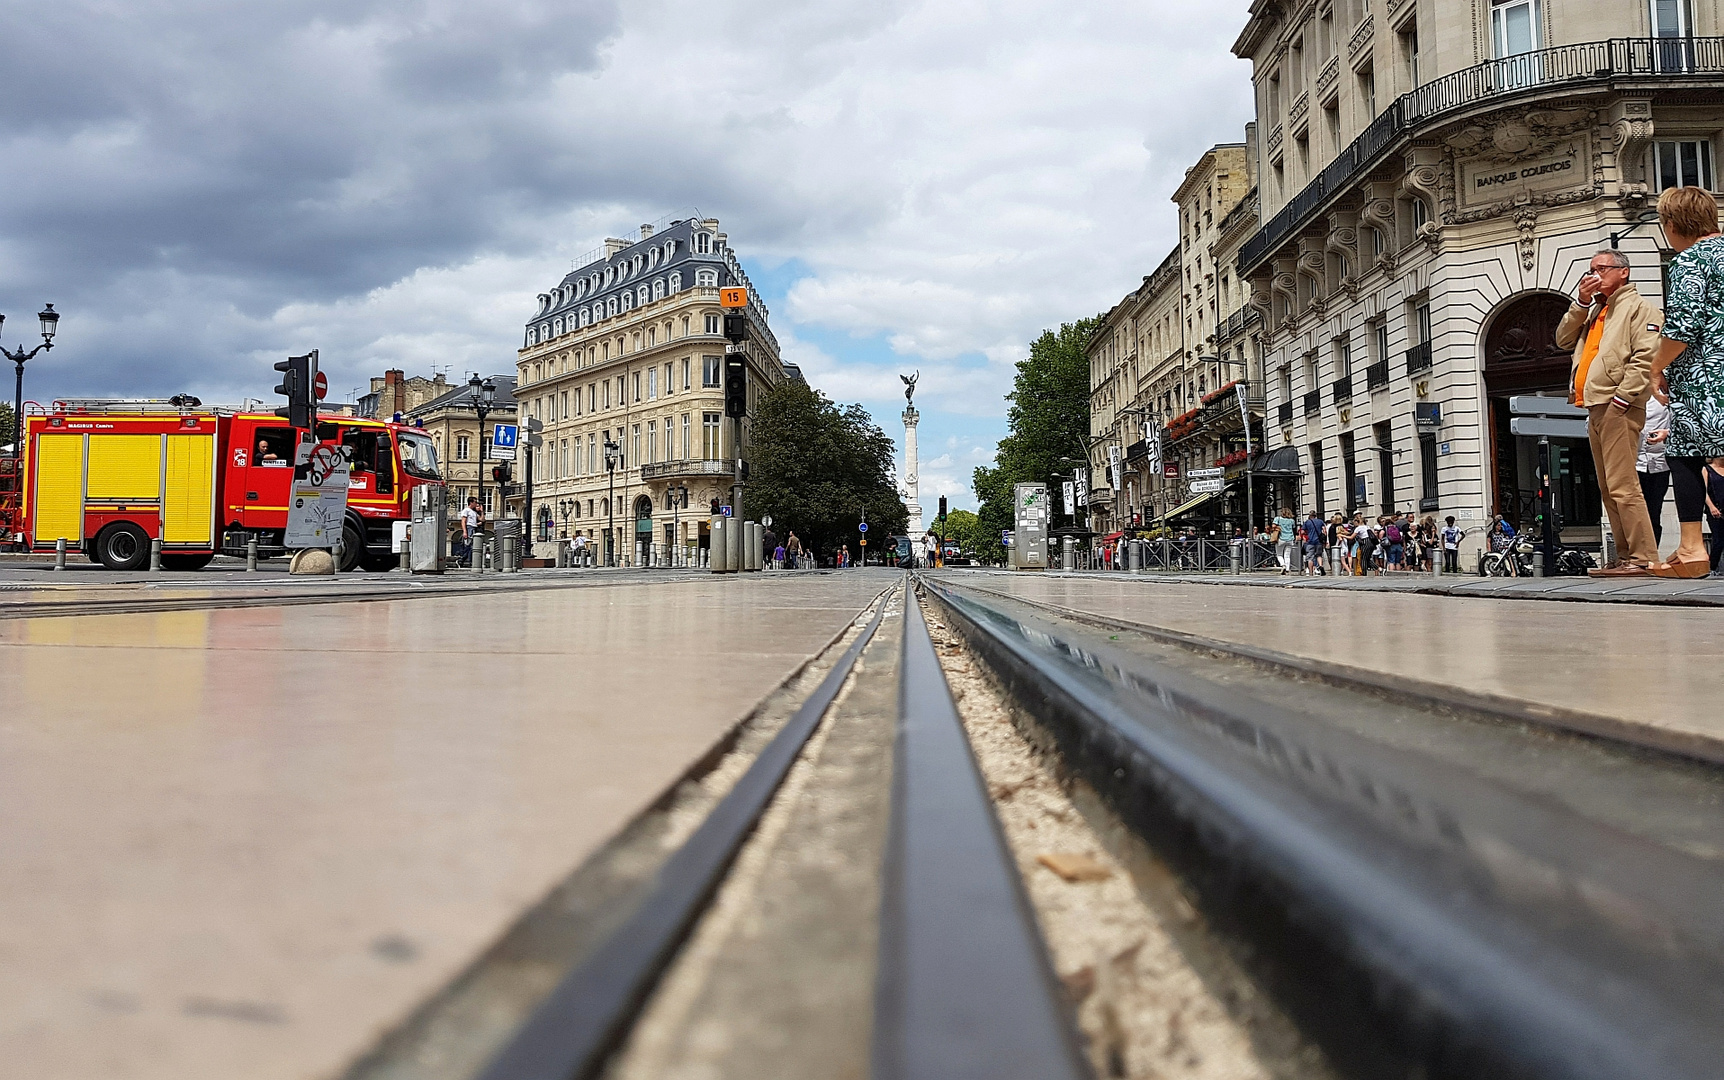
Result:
[1554, 249, 1662, 575]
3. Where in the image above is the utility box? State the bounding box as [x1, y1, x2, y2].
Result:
[409, 482, 446, 573]
[1010, 482, 1048, 570]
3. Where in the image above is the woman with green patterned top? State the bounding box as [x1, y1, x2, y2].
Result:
[1651, 186, 1724, 577]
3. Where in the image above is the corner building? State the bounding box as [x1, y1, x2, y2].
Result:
[514, 218, 785, 566]
[1235, 0, 1724, 556]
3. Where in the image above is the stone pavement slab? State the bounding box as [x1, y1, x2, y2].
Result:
[1015, 568, 1724, 606]
[0, 570, 894, 1080]
[936, 570, 1724, 757]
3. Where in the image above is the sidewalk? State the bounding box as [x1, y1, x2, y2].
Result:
[1010, 568, 1724, 607]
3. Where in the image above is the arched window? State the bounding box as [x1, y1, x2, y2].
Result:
[526, 328, 537, 345]
[607, 297, 619, 317]
[669, 271, 683, 292]
[621, 292, 633, 312]
[540, 323, 551, 341]
[653, 278, 665, 301]
[637, 285, 650, 306]
[695, 232, 712, 254]
[552, 317, 562, 336]
[648, 248, 659, 268]
[633, 255, 643, 276]
[696, 268, 718, 287]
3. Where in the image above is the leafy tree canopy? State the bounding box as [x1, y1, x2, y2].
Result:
[971, 317, 1098, 562]
[749, 379, 908, 563]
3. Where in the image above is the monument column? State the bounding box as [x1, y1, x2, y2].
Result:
[902, 403, 923, 538]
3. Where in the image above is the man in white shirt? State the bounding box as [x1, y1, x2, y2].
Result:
[461, 498, 482, 568]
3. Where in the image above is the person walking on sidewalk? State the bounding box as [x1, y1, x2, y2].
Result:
[1273, 507, 1298, 574]
[785, 531, 803, 569]
[1651, 186, 1724, 577]
[1302, 509, 1325, 575]
[1555, 247, 1663, 576]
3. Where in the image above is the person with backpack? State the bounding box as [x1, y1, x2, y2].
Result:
[1353, 515, 1377, 576]
[1381, 514, 1404, 571]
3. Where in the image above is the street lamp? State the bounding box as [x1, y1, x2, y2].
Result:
[468, 375, 496, 567]
[667, 483, 688, 567]
[2, 304, 58, 468]
[558, 498, 573, 538]
[604, 436, 620, 567]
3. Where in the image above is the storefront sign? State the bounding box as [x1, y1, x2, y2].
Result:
[1460, 136, 1588, 207]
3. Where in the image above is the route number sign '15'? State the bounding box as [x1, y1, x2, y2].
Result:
[720, 287, 749, 308]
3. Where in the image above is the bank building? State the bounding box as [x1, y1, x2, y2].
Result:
[513, 217, 788, 566]
[1233, 0, 1724, 554]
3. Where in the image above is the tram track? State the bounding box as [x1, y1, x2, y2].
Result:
[344, 573, 1724, 1080]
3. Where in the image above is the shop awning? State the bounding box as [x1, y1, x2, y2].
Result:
[1100, 530, 1123, 542]
[1249, 445, 1303, 477]
[1162, 490, 1218, 520]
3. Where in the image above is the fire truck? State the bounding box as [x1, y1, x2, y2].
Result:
[17, 398, 443, 570]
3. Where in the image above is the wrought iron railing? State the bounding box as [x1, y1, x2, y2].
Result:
[1406, 340, 1434, 375]
[1278, 401, 1294, 425]
[1240, 37, 1724, 274]
[1303, 389, 1322, 416]
[1365, 360, 1390, 389]
[639, 458, 734, 480]
[1332, 376, 1354, 404]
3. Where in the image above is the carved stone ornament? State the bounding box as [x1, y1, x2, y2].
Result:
[1514, 206, 1539, 271]
[1449, 106, 1605, 223]
[1297, 248, 1327, 278]
[1272, 272, 1297, 298]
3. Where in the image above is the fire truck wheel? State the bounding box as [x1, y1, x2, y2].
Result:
[159, 553, 215, 571]
[339, 519, 366, 573]
[93, 523, 151, 571]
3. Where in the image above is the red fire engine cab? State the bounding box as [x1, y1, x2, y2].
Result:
[20, 399, 443, 570]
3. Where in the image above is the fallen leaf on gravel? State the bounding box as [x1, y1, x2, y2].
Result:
[1037, 852, 1113, 882]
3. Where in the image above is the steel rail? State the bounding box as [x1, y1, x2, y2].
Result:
[920, 577, 1724, 1080]
[870, 585, 1091, 1080]
[474, 592, 892, 1080]
[936, 576, 1724, 767]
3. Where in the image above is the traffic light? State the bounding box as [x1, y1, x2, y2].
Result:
[723, 312, 747, 344]
[724, 354, 748, 418]
[938, 496, 948, 520]
[272, 351, 315, 429]
[492, 462, 512, 485]
[711, 498, 722, 515]
[1554, 446, 1572, 478]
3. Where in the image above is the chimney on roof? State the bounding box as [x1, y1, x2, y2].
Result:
[604, 237, 629, 257]
[640, 223, 654, 239]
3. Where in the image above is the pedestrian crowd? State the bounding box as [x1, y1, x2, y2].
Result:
[1268, 507, 1454, 576]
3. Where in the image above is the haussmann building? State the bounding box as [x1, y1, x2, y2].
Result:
[1234, 0, 1723, 558]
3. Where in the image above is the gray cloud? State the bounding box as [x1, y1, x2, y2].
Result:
[0, 0, 1252, 414]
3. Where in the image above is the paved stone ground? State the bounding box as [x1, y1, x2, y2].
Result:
[963, 567, 1724, 606]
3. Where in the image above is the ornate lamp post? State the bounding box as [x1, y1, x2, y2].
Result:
[559, 498, 572, 538]
[467, 375, 496, 564]
[604, 436, 620, 567]
[667, 483, 688, 567]
[2, 305, 59, 465]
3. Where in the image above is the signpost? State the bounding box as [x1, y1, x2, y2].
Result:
[1189, 467, 1225, 478]
[313, 370, 328, 401]
[492, 423, 519, 462]
[1189, 478, 1225, 494]
[285, 441, 350, 551]
[720, 287, 749, 308]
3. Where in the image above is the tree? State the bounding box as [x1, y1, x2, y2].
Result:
[972, 317, 1098, 563]
[749, 379, 908, 564]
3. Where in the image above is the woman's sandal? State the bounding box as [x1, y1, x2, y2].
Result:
[1651, 558, 1712, 579]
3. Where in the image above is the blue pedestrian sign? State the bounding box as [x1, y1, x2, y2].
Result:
[858, 522, 868, 533]
[492, 423, 518, 449]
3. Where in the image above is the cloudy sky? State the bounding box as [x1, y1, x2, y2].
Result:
[0, 0, 1254, 509]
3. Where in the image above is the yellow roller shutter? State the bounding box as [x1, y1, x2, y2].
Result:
[87, 434, 162, 500]
[162, 434, 216, 545]
[32, 434, 85, 543]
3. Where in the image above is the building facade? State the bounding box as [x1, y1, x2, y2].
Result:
[512, 218, 784, 565]
[358, 370, 452, 422]
[405, 376, 519, 520]
[1235, 0, 1724, 557]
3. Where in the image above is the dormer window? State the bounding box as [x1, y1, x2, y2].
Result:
[695, 268, 718, 287]
[653, 278, 666, 301]
[695, 232, 712, 254]
[669, 271, 683, 291]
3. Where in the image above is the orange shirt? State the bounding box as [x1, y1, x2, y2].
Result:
[1574, 309, 1607, 407]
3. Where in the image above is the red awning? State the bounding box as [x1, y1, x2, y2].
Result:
[1101, 530, 1123, 542]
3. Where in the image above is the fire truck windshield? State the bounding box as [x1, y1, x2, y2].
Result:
[398, 432, 441, 480]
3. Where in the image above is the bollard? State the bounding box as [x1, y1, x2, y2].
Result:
[150, 537, 162, 572]
[727, 514, 742, 573]
[1229, 546, 1240, 575]
[1433, 542, 1443, 577]
[332, 537, 343, 575]
[1532, 549, 1544, 578]
[501, 535, 517, 573]
[711, 518, 729, 573]
[247, 538, 259, 572]
[54, 537, 66, 571]
[746, 522, 761, 571]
